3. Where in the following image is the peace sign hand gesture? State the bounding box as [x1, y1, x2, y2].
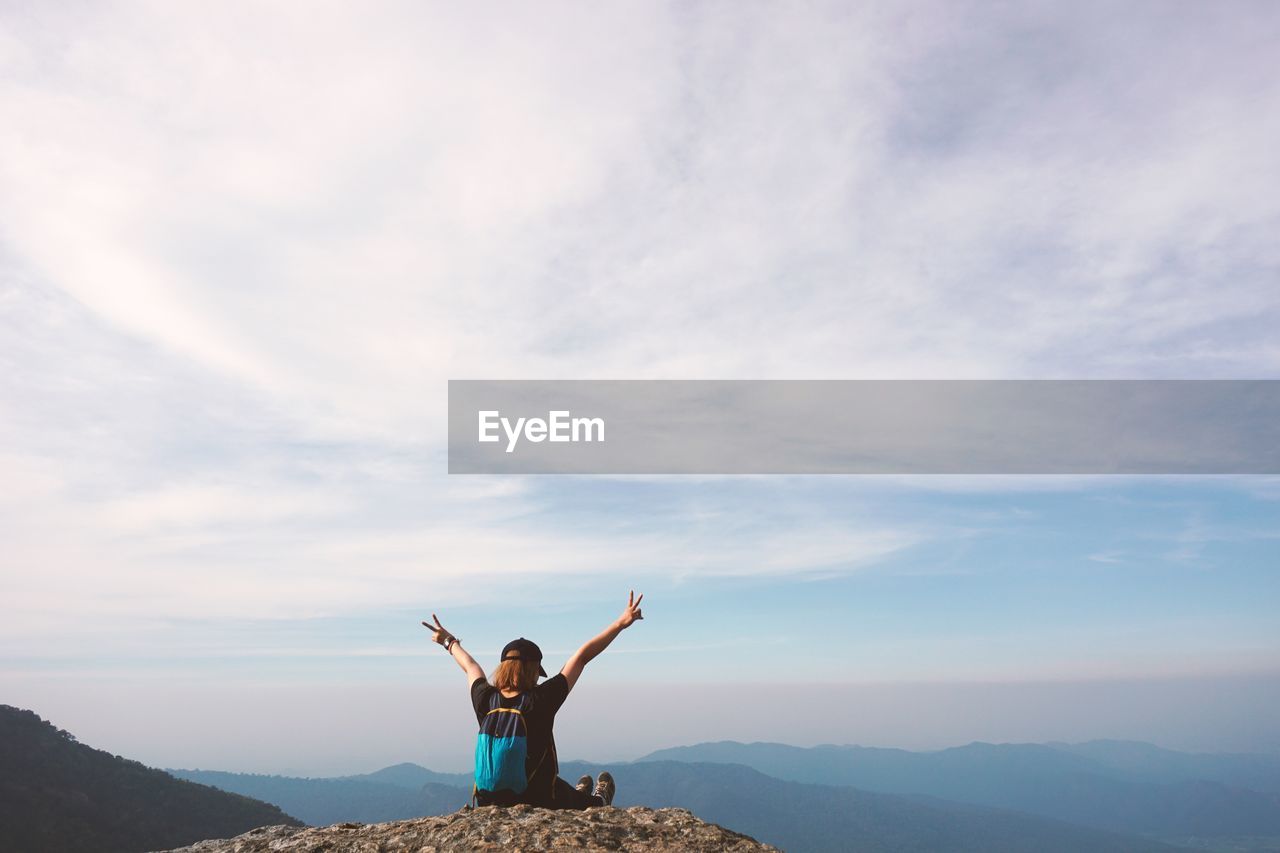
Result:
[421, 614, 457, 649]
[617, 590, 644, 629]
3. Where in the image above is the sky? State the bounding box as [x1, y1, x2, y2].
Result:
[1, 1, 1279, 775]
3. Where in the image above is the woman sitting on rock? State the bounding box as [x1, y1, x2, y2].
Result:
[423, 590, 644, 809]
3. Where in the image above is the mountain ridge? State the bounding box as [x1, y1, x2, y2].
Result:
[637, 739, 1280, 840]
[175, 758, 1187, 852]
[13, 702, 1278, 853]
[0, 705, 302, 853]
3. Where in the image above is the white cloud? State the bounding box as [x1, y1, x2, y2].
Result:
[4, 2, 1276, 428]
[1, 1, 1278, 695]
[93, 483, 350, 531]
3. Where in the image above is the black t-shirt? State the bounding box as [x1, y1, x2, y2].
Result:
[470, 673, 569, 805]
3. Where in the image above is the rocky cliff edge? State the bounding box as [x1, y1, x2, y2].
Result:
[162, 804, 781, 852]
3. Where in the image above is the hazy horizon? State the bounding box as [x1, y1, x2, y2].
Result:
[3, 2, 1278, 779]
[11, 670, 1280, 778]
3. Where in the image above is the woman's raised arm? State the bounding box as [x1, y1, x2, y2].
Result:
[560, 590, 644, 693]
[422, 614, 486, 685]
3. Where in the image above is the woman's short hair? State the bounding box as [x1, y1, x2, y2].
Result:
[492, 657, 541, 693]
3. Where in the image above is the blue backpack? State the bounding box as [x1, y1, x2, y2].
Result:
[474, 691, 538, 802]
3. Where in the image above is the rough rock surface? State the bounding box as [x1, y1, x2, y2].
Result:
[162, 804, 781, 852]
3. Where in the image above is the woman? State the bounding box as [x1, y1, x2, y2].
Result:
[423, 590, 644, 809]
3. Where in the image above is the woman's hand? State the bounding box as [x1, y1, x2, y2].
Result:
[424, 615, 484, 683]
[617, 590, 644, 629]
[562, 590, 647, 692]
[421, 614, 456, 649]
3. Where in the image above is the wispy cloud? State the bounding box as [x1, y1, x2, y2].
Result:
[2, 1, 1278, 749]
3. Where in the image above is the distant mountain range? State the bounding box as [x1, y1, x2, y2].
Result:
[643, 739, 1280, 795]
[177, 757, 1198, 852]
[164, 767, 469, 826]
[9, 699, 1279, 853]
[638, 740, 1280, 840]
[1046, 740, 1280, 793]
[173, 739, 1280, 852]
[564, 759, 1187, 853]
[0, 705, 301, 853]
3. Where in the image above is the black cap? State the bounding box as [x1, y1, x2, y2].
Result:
[500, 637, 548, 678]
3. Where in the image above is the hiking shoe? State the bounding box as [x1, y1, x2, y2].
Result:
[574, 774, 593, 794]
[593, 771, 615, 806]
